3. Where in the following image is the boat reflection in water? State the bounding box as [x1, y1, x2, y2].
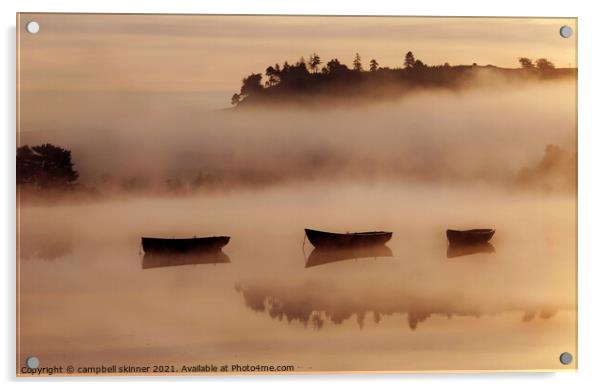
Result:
[142, 251, 230, 269]
[446, 243, 496, 259]
[306, 245, 393, 268]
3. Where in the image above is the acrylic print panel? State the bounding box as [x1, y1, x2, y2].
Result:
[16, 13, 577, 375]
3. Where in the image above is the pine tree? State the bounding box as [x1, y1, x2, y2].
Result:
[369, 59, 379, 72]
[353, 53, 363, 71]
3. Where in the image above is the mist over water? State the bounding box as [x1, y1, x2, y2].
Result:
[18, 181, 576, 370]
[18, 77, 577, 372]
[20, 78, 576, 193]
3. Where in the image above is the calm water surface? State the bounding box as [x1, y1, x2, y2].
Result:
[18, 183, 576, 372]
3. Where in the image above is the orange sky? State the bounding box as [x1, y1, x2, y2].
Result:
[18, 14, 577, 109]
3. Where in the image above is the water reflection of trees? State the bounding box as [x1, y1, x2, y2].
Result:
[235, 281, 559, 331]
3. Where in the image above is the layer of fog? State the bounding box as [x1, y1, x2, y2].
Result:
[20, 78, 576, 194]
[19, 182, 576, 333]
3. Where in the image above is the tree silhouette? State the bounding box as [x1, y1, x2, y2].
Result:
[353, 53, 363, 71]
[404, 51, 416, 68]
[240, 73, 263, 96]
[369, 59, 379, 72]
[17, 144, 79, 188]
[230, 51, 573, 107]
[309, 53, 322, 73]
[519, 57, 534, 69]
[413, 59, 426, 69]
[535, 58, 555, 71]
[324, 58, 349, 75]
[265, 66, 280, 86]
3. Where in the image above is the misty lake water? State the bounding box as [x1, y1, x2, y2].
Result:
[18, 182, 576, 372]
[16, 12, 579, 374]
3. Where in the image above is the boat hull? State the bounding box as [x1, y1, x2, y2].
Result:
[141, 236, 230, 254]
[305, 228, 392, 249]
[446, 229, 495, 245]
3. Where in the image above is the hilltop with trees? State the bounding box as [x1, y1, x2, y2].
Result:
[230, 51, 576, 107]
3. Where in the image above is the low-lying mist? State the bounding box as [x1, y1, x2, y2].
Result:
[19, 78, 576, 198]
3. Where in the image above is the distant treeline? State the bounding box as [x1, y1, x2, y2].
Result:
[17, 144, 78, 188]
[231, 52, 576, 107]
[17, 142, 576, 204]
[516, 144, 577, 192]
[17, 143, 280, 202]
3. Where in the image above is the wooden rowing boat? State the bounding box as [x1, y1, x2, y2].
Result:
[446, 229, 495, 245]
[141, 236, 230, 254]
[305, 228, 392, 249]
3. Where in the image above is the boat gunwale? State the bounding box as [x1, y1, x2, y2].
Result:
[304, 228, 392, 237]
[141, 236, 230, 241]
[446, 229, 495, 234]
